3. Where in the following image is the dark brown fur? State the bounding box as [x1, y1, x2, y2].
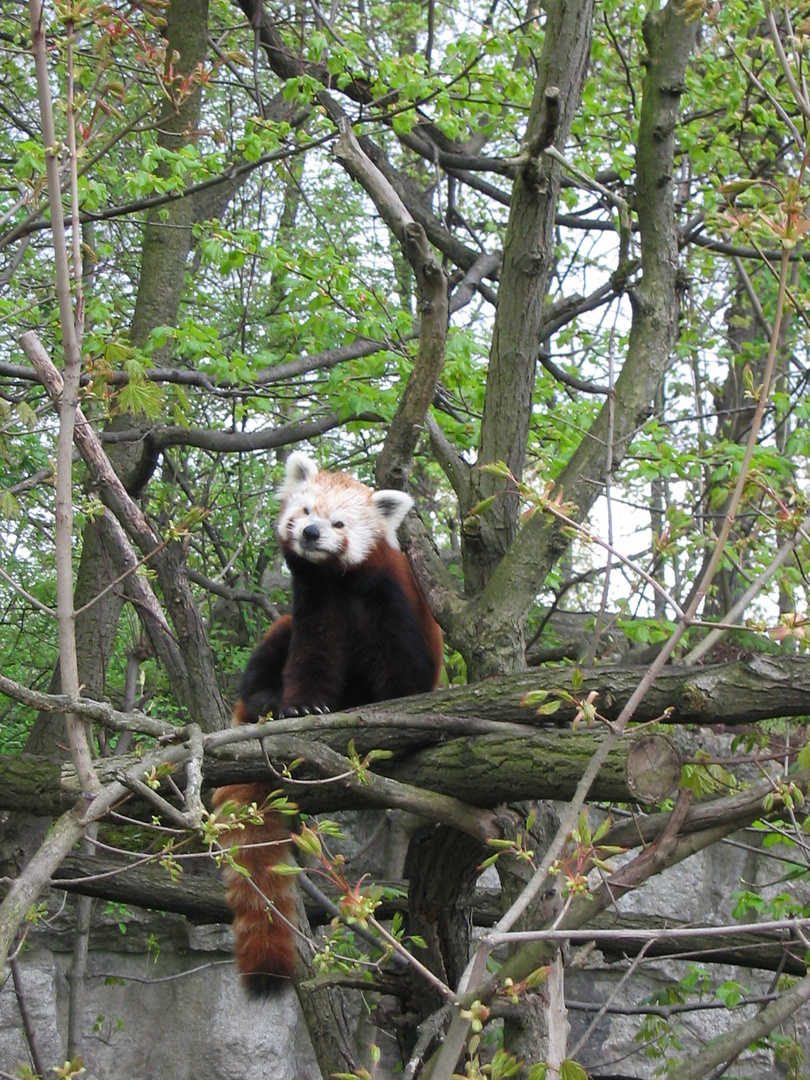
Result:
[213, 521, 442, 995]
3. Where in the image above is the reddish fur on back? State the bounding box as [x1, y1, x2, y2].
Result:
[212, 454, 443, 995]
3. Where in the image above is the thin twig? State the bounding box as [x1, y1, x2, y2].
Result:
[9, 953, 46, 1077]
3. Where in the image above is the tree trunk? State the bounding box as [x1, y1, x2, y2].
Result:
[470, 0, 596, 599]
[454, 0, 699, 681]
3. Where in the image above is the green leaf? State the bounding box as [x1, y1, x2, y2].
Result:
[15, 401, 38, 429]
[559, 1060, 589, 1080]
[269, 861, 302, 876]
[521, 690, 550, 707]
[0, 490, 21, 518]
[716, 980, 746, 1008]
[116, 380, 163, 418]
[535, 699, 562, 716]
[469, 495, 497, 515]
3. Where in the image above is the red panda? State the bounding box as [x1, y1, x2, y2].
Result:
[213, 452, 443, 995]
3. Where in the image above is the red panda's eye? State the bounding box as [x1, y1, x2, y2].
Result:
[333, 520, 345, 529]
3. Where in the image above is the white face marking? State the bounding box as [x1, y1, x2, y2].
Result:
[276, 455, 414, 566]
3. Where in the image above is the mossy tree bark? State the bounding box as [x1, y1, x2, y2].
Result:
[468, 0, 596, 600]
[0, 722, 681, 816]
[450, 0, 698, 682]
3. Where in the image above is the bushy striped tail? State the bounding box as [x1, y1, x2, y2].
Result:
[212, 782, 298, 995]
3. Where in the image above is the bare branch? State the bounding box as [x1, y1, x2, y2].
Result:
[29, 0, 97, 797]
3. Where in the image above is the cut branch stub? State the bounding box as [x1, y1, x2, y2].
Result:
[526, 85, 561, 163]
[625, 734, 682, 803]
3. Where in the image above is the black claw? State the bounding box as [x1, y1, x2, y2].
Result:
[278, 703, 331, 718]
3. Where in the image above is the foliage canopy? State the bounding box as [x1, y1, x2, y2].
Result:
[2, 0, 810, 1076]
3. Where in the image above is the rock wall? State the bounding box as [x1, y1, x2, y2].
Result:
[566, 819, 808, 1078]
[1, 904, 320, 1080]
[2, 817, 807, 1079]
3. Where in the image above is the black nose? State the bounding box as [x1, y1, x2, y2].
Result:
[302, 524, 321, 542]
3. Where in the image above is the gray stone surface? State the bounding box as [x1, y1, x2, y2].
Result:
[1, 904, 320, 1080]
[565, 820, 808, 1079]
[3, 807, 809, 1079]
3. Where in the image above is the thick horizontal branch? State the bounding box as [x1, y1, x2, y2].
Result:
[50, 854, 230, 922]
[203, 654, 810, 733]
[471, 882, 808, 975]
[209, 726, 679, 807]
[3, 653, 806, 812]
[49, 858, 806, 978]
[248, 733, 500, 843]
[582, 910, 808, 977]
[367, 653, 810, 728]
[0, 714, 678, 818]
[602, 762, 810, 849]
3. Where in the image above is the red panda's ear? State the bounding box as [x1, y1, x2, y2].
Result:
[280, 452, 319, 496]
[372, 490, 414, 530]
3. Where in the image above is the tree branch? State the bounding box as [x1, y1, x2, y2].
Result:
[459, 0, 698, 677]
[20, 330, 229, 731]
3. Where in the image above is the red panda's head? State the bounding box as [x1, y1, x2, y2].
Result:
[277, 452, 413, 566]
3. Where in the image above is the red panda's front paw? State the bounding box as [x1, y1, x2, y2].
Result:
[277, 703, 331, 718]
